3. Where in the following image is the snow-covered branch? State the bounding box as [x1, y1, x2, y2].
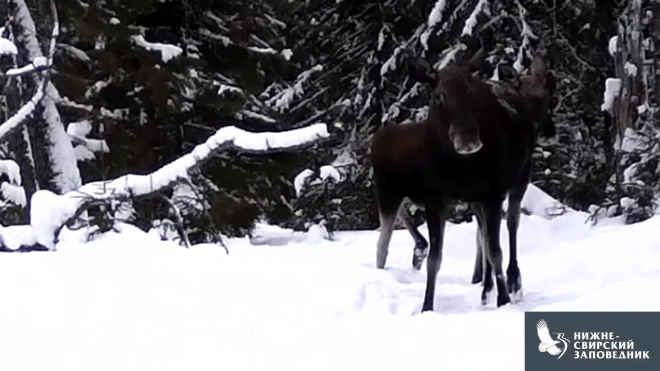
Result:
[513, 0, 537, 72]
[66, 120, 109, 162]
[131, 34, 183, 63]
[0, 37, 17, 56]
[0, 80, 45, 140]
[78, 123, 328, 197]
[461, 0, 489, 36]
[264, 65, 324, 112]
[4, 56, 48, 77]
[0, 123, 330, 250]
[0, 159, 25, 208]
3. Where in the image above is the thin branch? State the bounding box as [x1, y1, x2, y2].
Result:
[157, 193, 191, 249]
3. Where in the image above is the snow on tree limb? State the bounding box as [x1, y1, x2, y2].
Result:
[513, 0, 536, 72]
[85, 123, 330, 199]
[0, 159, 26, 219]
[131, 35, 183, 63]
[0, 159, 22, 186]
[0, 123, 330, 250]
[265, 65, 324, 112]
[67, 120, 110, 162]
[0, 38, 18, 56]
[0, 79, 46, 140]
[428, 0, 448, 28]
[462, 0, 489, 36]
[4, 56, 48, 76]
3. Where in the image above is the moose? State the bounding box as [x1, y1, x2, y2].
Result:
[369, 48, 556, 312]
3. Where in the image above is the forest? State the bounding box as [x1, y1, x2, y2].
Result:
[0, 0, 658, 250]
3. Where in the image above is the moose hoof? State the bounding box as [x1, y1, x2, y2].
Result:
[421, 302, 434, 312]
[412, 250, 427, 271]
[510, 288, 524, 303]
[471, 274, 483, 285]
[506, 272, 522, 294]
[497, 293, 511, 307]
[480, 290, 491, 306]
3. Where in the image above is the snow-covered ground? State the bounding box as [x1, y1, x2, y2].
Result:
[1, 208, 660, 371]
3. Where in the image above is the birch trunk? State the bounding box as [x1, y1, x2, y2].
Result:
[9, 0, 81, 194]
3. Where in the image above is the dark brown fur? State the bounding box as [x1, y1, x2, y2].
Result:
[370, 50, 556, 312]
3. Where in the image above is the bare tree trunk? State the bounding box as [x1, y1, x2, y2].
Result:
[612, 0, 644, 144]
[649, 0, 660, 123]
[607, 0, 645, 213]
[9, 0, 81, 194]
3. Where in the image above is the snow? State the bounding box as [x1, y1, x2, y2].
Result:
[293, 165, 342, 197]
[109, 17, 120, 25]
[420, 28, 433, 50]
[427, 0, 448, 28]
[266, 65, 324, 112]
[0, 224, 36, 250]
[0, 38, 18, 56]
[235, 110, 277, 123]
[624, 61, 638, 76]
[280, 48, 293, 61]
[513, 1, 534, 73]
[504, 184, 571, 219]
[609, 36, 619, 56]
[377, 26, 386, 51]
[247, 46, 277, 55]
[1, 182, 27, 206]
[80, 123, 328, 199]
[85, 79, 110, 99]
[0, 123, 330, 250]
[1, 202, 660, 370]
[0, 159, 22, 186]
[67, 120, 110, 161]
[131, 35, 183, 63]
[217, 84, 243, 96]
[436, 43, 465, 70]
[293, 169, 314, 197]
[380, 46, 401, 76]
[0, 82, 45, 140]
[319, 165, 341, 182]
[462, 0, 489, 36]
[601, 78, 621, 112]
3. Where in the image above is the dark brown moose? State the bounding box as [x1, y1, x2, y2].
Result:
[369, 48, 556, 312]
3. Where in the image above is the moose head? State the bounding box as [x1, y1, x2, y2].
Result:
[408, 48, 487, 155]
[497, 56, 557, 138]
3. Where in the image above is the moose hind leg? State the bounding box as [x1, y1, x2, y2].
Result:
[480, 200, 511, 307]
[400, 206, 429, 270]
[506, 187, 526, 302]
[375, 190, 402, 269]
[470, 221, 484, 284]
[472, 206, 494, 303]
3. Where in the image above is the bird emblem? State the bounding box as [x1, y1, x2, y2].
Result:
[536, 319, 570, 359]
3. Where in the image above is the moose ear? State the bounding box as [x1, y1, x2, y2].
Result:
[540, 115, 557, 138]
[545, 71, 557, 96]
[529, 56, 547, 81]
[407, 56, 437, 85]
[466, 47, 486, 73]
[498, 64, 521, 89]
